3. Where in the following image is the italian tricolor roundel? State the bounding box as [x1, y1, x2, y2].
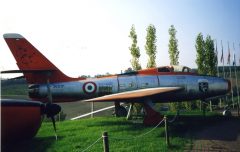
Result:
[83, 82, 97, 94]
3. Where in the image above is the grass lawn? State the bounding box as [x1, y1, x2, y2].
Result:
[3, 111, 226, 152]
[3, 116, 192, 152]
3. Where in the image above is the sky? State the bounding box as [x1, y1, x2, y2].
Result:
[0, 0, 240, 78]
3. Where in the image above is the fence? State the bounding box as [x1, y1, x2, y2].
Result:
[80, 114, 179, 152]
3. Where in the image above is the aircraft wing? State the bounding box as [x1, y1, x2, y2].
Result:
[82, 87, 183, 102]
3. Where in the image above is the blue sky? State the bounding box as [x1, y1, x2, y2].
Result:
[0, 0, 240, 78]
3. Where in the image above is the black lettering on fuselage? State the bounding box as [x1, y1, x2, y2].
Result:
[98, 83, 113, 96]
[53, 85, 64, 89]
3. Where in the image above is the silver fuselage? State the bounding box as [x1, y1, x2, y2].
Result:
[29, 74, 230, 103]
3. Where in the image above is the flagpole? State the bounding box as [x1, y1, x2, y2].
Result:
[216, 40, 219, 77]
[215, 40, 221, 107]
[236, 43, 240, 116]
[234, 58, 240, 116]
[221, 40, 225, 78]
[220, 40, 226, 108]
[228, 42, 234, 108]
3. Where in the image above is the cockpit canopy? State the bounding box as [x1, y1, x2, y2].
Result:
[157, 65, 195, 73]
[121, 65, 196, 76]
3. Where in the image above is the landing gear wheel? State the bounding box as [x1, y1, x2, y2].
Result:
[223, 109, 232, 116]
[115, 106, 127, 117]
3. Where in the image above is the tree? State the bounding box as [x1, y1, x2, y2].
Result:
[195, 33, 217, 76]
[128, 25, 143, 119]
[195, 33, 207, 111]
[195, 33, 207, 75]
[205, 35, 217, 76]
[145, 24, 157, 68]
[168, 25, 179, 65]
[195, 34, 217, 111]
[168, 25, 181, 111]
[129, 25, 141, 70]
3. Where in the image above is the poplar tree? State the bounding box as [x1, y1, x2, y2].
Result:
[168, 25, 179, 65]
[129, 25, 141, 70]
[128, 25, 142, 118]
[205, 35, 217, 76]
[145, 24, 157, 68]
[195, 34, 217, 111]
[195, 33, 207, 75]
[168, 25, 181, 111]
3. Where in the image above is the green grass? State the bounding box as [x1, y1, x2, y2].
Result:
[3, 117, 191, 152]
[162, 110, 219, 116]
[2, 110, 230, 152]
[1, 79, 28, 95]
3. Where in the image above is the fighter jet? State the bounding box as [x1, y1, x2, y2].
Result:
[2, 33, 231, 126]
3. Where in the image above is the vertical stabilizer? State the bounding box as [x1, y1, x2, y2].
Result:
[3, 33, 80, 84]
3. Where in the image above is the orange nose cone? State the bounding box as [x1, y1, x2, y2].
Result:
[227, 79, 231, 93]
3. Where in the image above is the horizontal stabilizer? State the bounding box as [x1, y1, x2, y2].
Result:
[8, 76, 25, 80]
[82, 87, 183, 102]
[1, 69, 56, 74]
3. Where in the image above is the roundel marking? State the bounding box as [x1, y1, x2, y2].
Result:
[83, 82, 97, 94]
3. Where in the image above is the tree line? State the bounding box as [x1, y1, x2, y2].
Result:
[128, 24, 218, 112]
[129, 24, 217, 76]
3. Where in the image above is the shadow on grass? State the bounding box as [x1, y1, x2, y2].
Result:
[168, 144, 182, 149]
[2, 136, 63, 152]
[92, 118, 159, 133]
[86, 118, 131, 126]
[168, 115, 240, 141]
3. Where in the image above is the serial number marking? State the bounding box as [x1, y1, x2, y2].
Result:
[53, 85, 64, 89]
[98, 83, 113, 96]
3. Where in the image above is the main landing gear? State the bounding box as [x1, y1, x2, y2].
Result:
[142, 101, 163, 126]
[114, 100, 163, 126]
[114, 102, 128, 117]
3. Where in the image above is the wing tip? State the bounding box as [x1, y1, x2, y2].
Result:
[3, 33, 24, 39]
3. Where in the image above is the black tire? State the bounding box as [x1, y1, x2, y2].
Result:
[115, 106, 127, 117]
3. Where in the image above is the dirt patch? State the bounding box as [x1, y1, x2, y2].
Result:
[187, 117, 240, 152]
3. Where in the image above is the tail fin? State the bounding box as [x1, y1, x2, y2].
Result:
[3, 33, 80, 84]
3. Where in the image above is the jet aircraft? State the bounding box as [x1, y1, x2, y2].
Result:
[2, 33, 231, 127]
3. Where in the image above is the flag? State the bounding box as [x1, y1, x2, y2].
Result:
[215, 41, 218, 64]
[233, 53, 236, 66]
[233, 43, 236, 66]
[227, 42, 231, 65]
[220, 41, 224, 63]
